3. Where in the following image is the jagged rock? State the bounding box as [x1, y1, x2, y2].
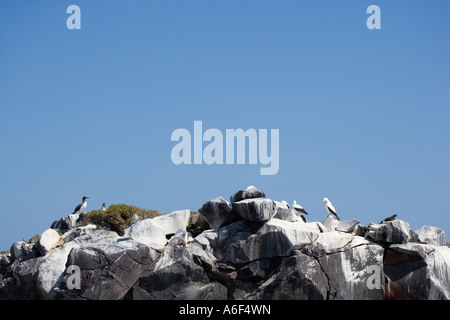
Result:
[196, 219, 321, 265]
[35, 229, 119, 299]
[0, 255, 12, 276]
[310, 234, 385, 300]
[124, 211, 191, 249]
[61, 224, 97, 243]
[36, 229, 60, 256]
[273, 201, 297, 222]
[230, 186, 265, 203]
[190, 212, 210, 232]
[415, 225, 447, 246]
[313, 231, 355, 252]
[322, 214, 340, 232]
[123, 218, 167, 249]
[35, 241, 78, 299]
[168, 229, 189, 246]
[384, 243, 450, 299]
[51, 213, 84, 233]
[232, 198, 276, 222]
[367, 219, 415, 244]
[57, 240, 158, 300]
[129, 237, 227, 300]
[354, 224, 368, 237]
[336, 219, 360, 233]
[0, 257, 44, 300]
[247, 249, 328, 300]
[153, 209, 191, 236]
[71, 229, 119, 246]
[12, 257, 44, 299]
[198, 197, 239, 229]
[9, 241, 37, 261]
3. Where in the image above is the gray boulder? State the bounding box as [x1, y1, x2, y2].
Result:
[35, 229, 120, 299]
[57, 240, 157, 300]
[51, 213, 84, 233]
[12, 257, 44, 299]
[0, 254, 12, 276]
[35, 241, 79, 299]
[0, 257, 44, 299]
[60, 224, 97, 243]
[367, 219, 415, 244]
[232, 198, 276, 222]
[123, 218, 167, 249]
[246, 250, 328, 300]
[71, 229, 119, 246]
[336, 219, 360, 233]
[415, 225, 447, 246]
[322, 214, 340, 232]
[198, 197, 240, 229]
[196, 219, 321, 265]
[273, 201, 297, 222]
[129, 236, 227, 300]
[190, 212, 210, 232]
[9, 241, 37, 261]
[384, 243, 450, 299]
[230, 186, 265, 203]
[311, 232, 385, 300]
[153, 209, 191, 236]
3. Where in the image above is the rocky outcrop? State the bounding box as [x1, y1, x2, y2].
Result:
[1, 186, 449, 300]
[384, 243, 450, 299]
[198, 197, 239, 229]
[415, 225, 447, 247]
[367, 219, 416, 244]
[229, 186, 265, 203]
[58, 240, 158, 300]
[232, 198, 277, 222]
[51, 213, 85, 233]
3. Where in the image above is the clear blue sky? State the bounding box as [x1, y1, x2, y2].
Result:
[1, 0, 449, 250]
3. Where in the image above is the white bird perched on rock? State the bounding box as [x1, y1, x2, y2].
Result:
[71, 196, 89, 215]
[292, 200, 308, 215]
[281, 200, 290, 209]
[323, 197, 340, 220]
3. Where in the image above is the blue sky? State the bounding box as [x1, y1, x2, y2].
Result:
[0, 0, 449, 250]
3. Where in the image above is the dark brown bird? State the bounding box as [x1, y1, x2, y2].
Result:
[380, 214, 397, 224]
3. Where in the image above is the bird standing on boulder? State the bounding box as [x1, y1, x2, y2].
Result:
[101, 202, 106, 211]
[292, 200, 308, 215]
[281, 200, 290, 209]
[71, 196, 89, 215]
[380, 214, 397, 224]
[323, 198, 340, 220]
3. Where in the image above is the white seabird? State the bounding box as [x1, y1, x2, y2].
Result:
[323, 197, 340, 220]
[281, 200, 290, 209]
[292, 200, 308, 215]
[101, 202, 106, 211]
[71, 196, 89, 215]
